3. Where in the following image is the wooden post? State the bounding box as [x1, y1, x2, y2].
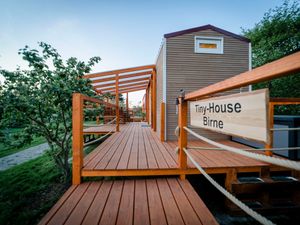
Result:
[149, 78, 153, 129]
[152, 69, 157, 131]
[225, 169, 237, 192]
[265, 102, 274, 156]
[178, 97, 187, 180]
[160, 102, 165, 141]
[146, 87, 149, 123]
[72, 93, 83, 185]
[126, 92, 129, 112]
[96, 103, 100, 125]
[116, 74, 120, 132]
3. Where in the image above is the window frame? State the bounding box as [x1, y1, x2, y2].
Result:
[194, 36, 224, 54]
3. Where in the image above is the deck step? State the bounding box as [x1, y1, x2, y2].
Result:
[227, 175, 300, 213]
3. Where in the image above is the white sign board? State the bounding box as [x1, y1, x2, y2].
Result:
[190, 89, 269, 143]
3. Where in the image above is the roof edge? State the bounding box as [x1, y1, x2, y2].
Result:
[164, 24, 250, 43]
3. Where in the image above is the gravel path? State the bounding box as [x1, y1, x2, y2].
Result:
[0, 143, 49, 171]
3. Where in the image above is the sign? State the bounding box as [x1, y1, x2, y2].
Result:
[190, 89, 269, 143]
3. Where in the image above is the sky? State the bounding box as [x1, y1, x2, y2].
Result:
[0, 0, 284, 106]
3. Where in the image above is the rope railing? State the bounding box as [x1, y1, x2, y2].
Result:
[83, 129, 114, 147]
[187, 146, 300, 151]
[183, 147, 276, 225]
[83, 117, 117, 127]
[270, 127, 300, 131]
[184, 126, 300, 171]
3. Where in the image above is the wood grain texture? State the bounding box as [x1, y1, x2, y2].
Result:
[72, 93, 83, 184]
[39, 178, 217, 225]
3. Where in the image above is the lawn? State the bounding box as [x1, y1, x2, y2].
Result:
[0, 154, 69, 225]
[0, 128, 46, 158]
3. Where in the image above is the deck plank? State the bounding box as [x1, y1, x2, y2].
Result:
[134, 179, 150, 225]
[167, 178, 203, 225]
[116, 180, 135, 225]
[138, 125, 148, 169]
[157, 178, 185, 225]
[178, 179, 219, 225]
[99, 180, 124, 225]
[146, 179, 168, 225]
[64, 182, 102, 225]
[106, 123, 135, 170]
[81, 181, 113, 225]
[40, 178, 218, 225]
[46, 182, 90, 225]
[116, 123, 136, 169]
[128, 123, 139, 169]
[142, 124, 158, 169]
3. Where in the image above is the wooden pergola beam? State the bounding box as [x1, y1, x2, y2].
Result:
[93, 77, 150, 89]
[91, 71, 152, 84]
[106, 83, 148, 92]
[104, 86, 147, 94]
[97, 81, 149, 92]
[84, 65, 155, 79]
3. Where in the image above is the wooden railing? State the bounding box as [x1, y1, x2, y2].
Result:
[266, 98, 300, 156]
[178, 51, 300, 179]
[72, 93, 118, 184]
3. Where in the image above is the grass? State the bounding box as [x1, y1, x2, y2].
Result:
[0, 154, 69, 225]
[0, 128, 46, 158]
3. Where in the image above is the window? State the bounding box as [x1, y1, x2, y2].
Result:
[194, 36, 224, 54]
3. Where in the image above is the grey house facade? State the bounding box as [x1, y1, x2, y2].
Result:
[155, 24, 251, 141]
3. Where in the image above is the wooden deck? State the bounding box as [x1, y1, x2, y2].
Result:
[83, 124, 121, 134]
[40, 122, 289, 225]
[39, 178, 218, 225]
[82, 122, 282, 177]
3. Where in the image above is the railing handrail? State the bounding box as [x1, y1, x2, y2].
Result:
[82, 95, 117, 108]
[185, 51, 300, 100]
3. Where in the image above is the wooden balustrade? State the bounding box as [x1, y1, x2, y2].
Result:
[265, 98, 300, 156]
[72, 93, 118, 184]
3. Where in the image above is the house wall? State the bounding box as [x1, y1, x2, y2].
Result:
[155, 42, 164, 138]
[165, 29, 249, 140]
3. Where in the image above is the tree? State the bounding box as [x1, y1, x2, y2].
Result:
[242, 0, 300, 114]
[0, 42, 100, 181]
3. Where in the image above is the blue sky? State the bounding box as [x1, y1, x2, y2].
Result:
[0, 0, 284, 106]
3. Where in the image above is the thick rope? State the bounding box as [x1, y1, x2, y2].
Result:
[84, 117, 116, 127]
[187, 146, 300, 151]
[83, 130, 114, 147]
[271, 127, 300, 131]
[183, 147, 275, 225]
[175, 126, 179, 137]
[184, 127, 300, 171]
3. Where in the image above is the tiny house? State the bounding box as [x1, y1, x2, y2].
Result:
[154, 24, 251, 141]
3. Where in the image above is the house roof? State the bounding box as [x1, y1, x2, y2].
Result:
[164, 24, 250, 43]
